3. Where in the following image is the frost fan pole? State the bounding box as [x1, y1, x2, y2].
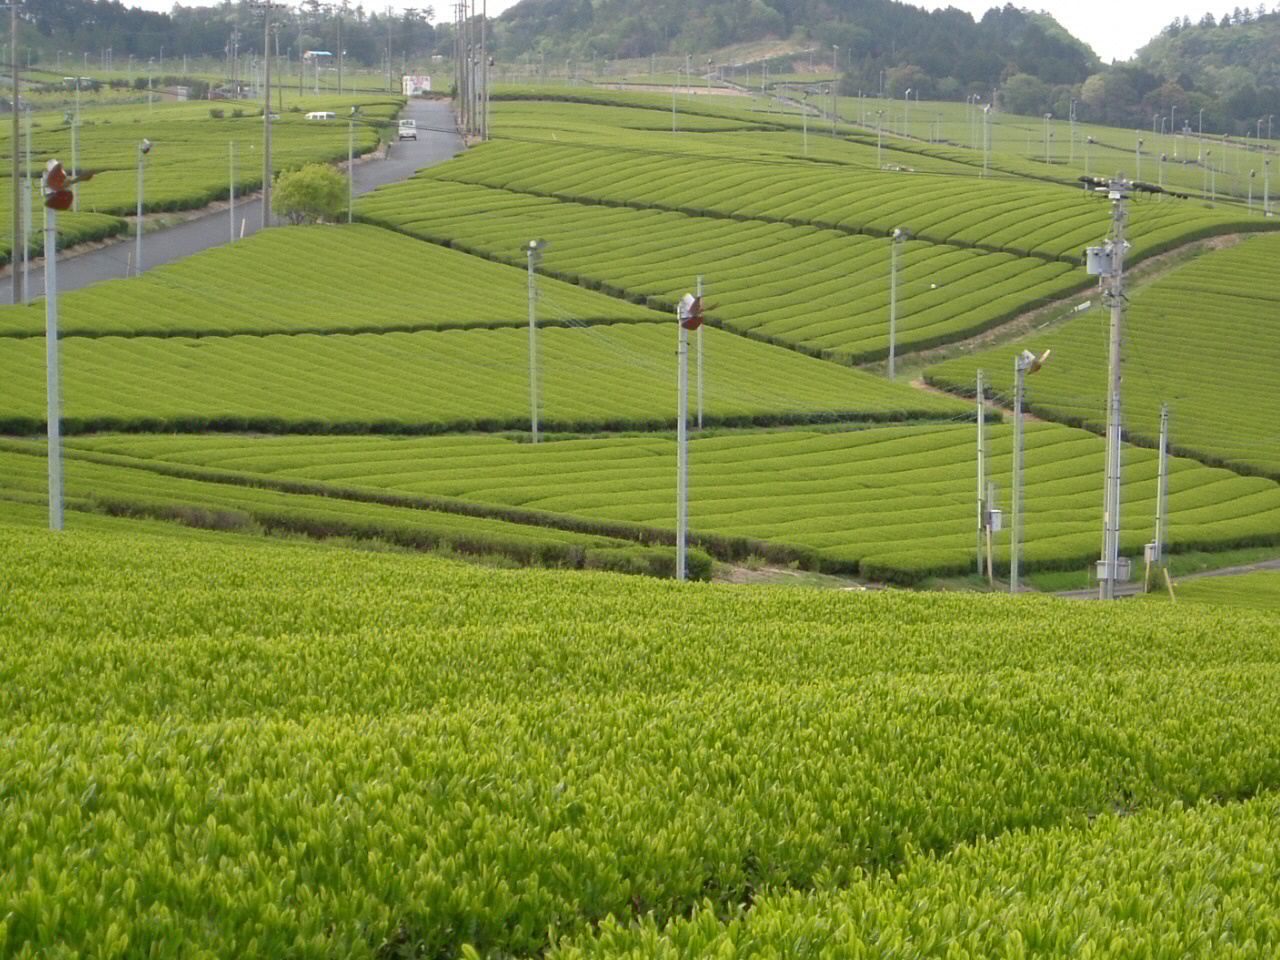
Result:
[1011, 349, 1050, 594]
[696, 275, 704, 430]
[975, 369, 986, 575]
[526, 239, 547, 443]
[40, 159, 87, 532]
[676, 292, 705, 581]
[45, 201, 62, 531]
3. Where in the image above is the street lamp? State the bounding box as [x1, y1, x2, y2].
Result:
[1043, 113, 1052, 163]
[135, 139, 152, 275]
[1135, 137, 1143, 180]
[904, 88, 911, 137]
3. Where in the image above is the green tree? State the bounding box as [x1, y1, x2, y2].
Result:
[272, 164, 349, 226]
[998, 73, 1050, 114]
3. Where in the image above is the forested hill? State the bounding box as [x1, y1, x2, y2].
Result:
[1127, 10, 1280, 130]
[496, 0, 1101, 96]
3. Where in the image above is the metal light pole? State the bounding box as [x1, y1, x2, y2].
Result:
[696, 274, 704, 430]
[675, 292, 704, 582]
[1145, 403, 1170, 592]
[888, 227, 906, 379]
[1135, 138, 1143, 181]
[526, 239, 546, 443]
[1043, 113, 1052, 163]
[39, 160, 84, 532]
[229, 141, 237, 242]
[135, 139, 152, 275]
[71, 80, 81, 211]
[976, 369, 987, 575]
[877, 110, 885, 168]
[347, 107, 358, 223]
[983, 105, 991, 177]
[21, 107, 30, 303]
[904, 88, 911, 137]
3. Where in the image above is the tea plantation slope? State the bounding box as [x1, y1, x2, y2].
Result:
[926, 233, 1280, 480]
[357, 178, 1083, 364]
[67, 422, 1280, 583]
[0, 323, 966, 435]
[0, 224, 662, 338]
[0, 445, 707, 577]
[8, 519, 1280, 957]
[409, 138, 1266, 263]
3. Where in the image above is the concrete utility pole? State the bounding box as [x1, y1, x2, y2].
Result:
[1085, 178, 1133, 599]
[255, 0, 287, 230]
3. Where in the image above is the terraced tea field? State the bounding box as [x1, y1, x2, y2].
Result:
[409, 137, 1261, 262]
[0, 444, 701, 576]
[68, 422, 1280, 582]
[360, 179, 1082, 362]
[927, 233, 1280, 479]
[0, 321, 961, 435]
[6, 517, 1280, 956]
[0, 224, 660, 338]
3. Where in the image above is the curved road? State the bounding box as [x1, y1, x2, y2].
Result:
[3, 99, 462, 300]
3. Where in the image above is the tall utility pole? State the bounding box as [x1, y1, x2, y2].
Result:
[256, 1, 287, 230]
[526, 239, 545, 443]
[10, 1, 24, 304]
[1085, 178, 1132, 599]
[337, 0, 345, 95]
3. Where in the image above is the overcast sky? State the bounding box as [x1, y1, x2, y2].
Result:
[130, 0, 1241, 64]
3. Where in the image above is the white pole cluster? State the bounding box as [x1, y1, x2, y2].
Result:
[1085, 180, 1132, 599]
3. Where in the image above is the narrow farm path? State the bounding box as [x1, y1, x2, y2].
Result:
[1056, 557, 1280, 599]
[0, 99, 462, 300]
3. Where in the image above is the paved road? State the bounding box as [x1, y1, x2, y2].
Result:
[3, 99, 462, 300]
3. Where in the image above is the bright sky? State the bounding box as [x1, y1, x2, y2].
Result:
[130, 0, 1239, 64]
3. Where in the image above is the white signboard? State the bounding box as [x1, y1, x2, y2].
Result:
[402, 75, 432, 96]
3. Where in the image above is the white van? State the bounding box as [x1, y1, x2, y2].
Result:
[305, 111, 336, 120]
[398, 118, 418, 140]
